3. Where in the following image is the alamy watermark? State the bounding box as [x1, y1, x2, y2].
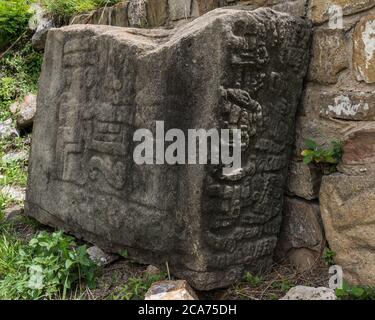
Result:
[329, 265, 343, 290]
[133, 121, 242, 176]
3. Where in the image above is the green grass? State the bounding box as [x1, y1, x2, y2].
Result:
[243, 272, 264, 288]
[322, 248, 336, 267]
[271, 278, 293, 293]
[0, 194, 13, 221]
[0, 40, 42, 121]
[0, 0, 33, 50]
[0, 227, 98, 299]
[0, 134, 30, 189]
[336, 282, 375, 300]
[110, 272, 167, 300]
[0, 157, 28, 187]
[0, 134, 30, 152]
[40, 0, 122, 17]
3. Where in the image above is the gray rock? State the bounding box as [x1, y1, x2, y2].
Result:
[146, 265, 162, 276]
[145, 280, 198, 300]
[169, 0, 192, 20]
[1, 186, 26, 202]
[87, 246, 118, 266]
[128, 0, 148, 27]
[287, 161, 322, 200]
[1, 150, 28, 164]
[15, 94, 37, 129]
[28, 3, 45, 30]
[0, 119, 19, 139]
[3, 205, 24, 222]
[70, 2, 130, 27]
[275, 197, 326, 271]
[26, 8, 311, 290]
[272, 0, 308, 17]
[31, 18, 54, 51]
[281, 286, 336, 300]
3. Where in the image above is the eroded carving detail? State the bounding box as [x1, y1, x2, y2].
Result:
[201, 14, 309, 273]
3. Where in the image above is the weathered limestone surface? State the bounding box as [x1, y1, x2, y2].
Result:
[310, 89, 375, 121]
[70, 0, 308, 30]
[353, 14, 375, 84]
[341, 123, 375, 166]
[308, 0, 375, 24]
[275, 197, 325, 271]
[145, 280, 198, 300]
[287, 161, 322, 200]
[320, 173, 375, 286]
[281, 286, 336, 300]
[26, 8, 310, 290]
[70, 1, 130, 26]
[10, 94, 37, 129]
[308, 29, 348, 84]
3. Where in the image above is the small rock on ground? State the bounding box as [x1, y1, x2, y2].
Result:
[145, 280, 198, 300]
[280, 286, 336, 300]
[87, 246, 118, 266]
[145, 265, 162, 276]
[10, 94, 37, 129]
[1, 186, 26, 202]
[3, 205, 24, 222]
[2, 150, 28, 163]
[29, 4, 55, 51]
[0, 119, 19, 139]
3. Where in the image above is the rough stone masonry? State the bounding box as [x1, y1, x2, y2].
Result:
[26, 8, 311, 290]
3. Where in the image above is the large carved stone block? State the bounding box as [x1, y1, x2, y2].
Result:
[26, 8, 311, 290]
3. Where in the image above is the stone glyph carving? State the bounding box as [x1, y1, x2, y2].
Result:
[26, 8, 311, 290]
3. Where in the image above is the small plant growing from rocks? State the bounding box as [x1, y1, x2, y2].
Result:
[301, 139, 343, 174]
[271, 278, 293, 293]
[243, 272, 264, 288]
[111, 272, 167, 300]
[322, 247, 336, 266]
[0, 229, 98, 299]
[336, 282, 375, 300]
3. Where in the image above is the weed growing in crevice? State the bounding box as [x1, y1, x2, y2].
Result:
[301, 139, 343, 174]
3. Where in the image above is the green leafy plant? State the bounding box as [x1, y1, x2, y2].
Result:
[40, 0, 122, 18]
[301, 139, 343, 173]
[272, 279, 293, 293]
[266, 293, 279, 300]
[0, 230, 98, 299]
[322, 248, 336, 266]
[111, 272, 167, 300]
[0, 42, 42, 121]
[243, 272, 264, 288]
[0, 0, 32, 49]
[336, 282, 375, 300]
[119, 249, 128, 258]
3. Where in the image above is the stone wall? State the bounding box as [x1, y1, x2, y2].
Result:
[70, 0, 309, 27]
[303, 1, 375, 286]
[68, 0, 375, 285]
